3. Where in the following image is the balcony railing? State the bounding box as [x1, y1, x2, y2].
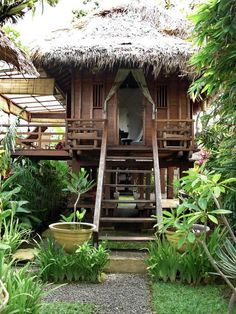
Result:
[155, 119, 195, 150]
[0, 124, 65, 150]
[1, 118, 195, 152]
[66, 119, 106, 150]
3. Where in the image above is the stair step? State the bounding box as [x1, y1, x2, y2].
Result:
[102, 199, 179, 208]
[105, 169, 152, 174]
[100, 217, 156, 222]
[99, 236, 155, 241]
[103, 199, 155, 203]
[106, 156, 153, 161]
[104, 184, 152, 187]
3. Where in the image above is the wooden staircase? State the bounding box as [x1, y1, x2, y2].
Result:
[93, 120, 163, 244]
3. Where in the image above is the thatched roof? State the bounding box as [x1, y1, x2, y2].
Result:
[32, 0, 194, 77]
[0, 29, 38, 76]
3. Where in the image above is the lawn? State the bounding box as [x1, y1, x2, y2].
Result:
[152, 282, 231, 314]
[40, 302, 95, 314]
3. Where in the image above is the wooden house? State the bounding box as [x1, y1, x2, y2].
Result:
[1, 1, 199, 242]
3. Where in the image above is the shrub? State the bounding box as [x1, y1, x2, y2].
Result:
[37, 239, 109, 283]
[0, 175, 31, 254]
[0, 251, 44, 313]
[12, 159, 70, 229]
[147, 227, 225, 285]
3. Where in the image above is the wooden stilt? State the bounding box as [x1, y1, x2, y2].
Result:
[167, 167, 175, 199]
[160, 168, 165, 194]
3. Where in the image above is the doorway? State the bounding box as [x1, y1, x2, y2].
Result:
[118, 72, 144, 145]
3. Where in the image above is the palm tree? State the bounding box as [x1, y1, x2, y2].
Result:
[0, 0, 59, 26]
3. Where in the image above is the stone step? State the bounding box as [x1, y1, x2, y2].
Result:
[99, 236, 155, 241]
[105, 251, 148, 273]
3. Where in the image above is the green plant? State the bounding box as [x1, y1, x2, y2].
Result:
[157, 166, 236, 312]
[217, 239, 236, 279]
[0, 175, 31, 253]
[147, 227, 226, 285]
[60, 208, 86, 224]
[215, 240, 236, 312]
[37, 238, 108, 283]
[0, 114, 20, 179]
[12, 158, 70, 228]
[0, 251, 45, 314]
[0, 0, 59, 26]
[0, 208, 30, 254]
[160, 167, 234, 246]
[147, 238, 180, 283]
[65, 169, 95, 223]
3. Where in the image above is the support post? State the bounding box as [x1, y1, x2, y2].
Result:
[167, 167, 175, 199]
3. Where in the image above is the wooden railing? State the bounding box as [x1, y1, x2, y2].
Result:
[152, 119, 163, 225]
[155, 119, 195, 150]
[0, 124, 65, 150]
[93, 120, 108, 235]
[66, 119, 105, 150]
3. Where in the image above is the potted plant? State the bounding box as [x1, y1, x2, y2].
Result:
[156, 205, 210, 252]
[155, 166, 232, 252]
[49, 169, 96, 253]
[158, 167, 234, 251]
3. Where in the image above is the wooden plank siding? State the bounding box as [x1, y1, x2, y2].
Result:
[71, 70, 191, 147]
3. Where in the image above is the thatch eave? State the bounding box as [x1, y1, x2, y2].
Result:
[0, 29, 38, 76]
[31, 0, 195, 78]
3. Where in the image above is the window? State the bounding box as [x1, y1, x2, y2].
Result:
[93, 84, 103, 108]
[156, 85, 168, 108]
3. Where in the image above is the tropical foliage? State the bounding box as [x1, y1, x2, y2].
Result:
[12, 159, 70, 228]
[0, 251, 45, 313]
[0, 0, 59, 26]
[189, 0, 236, 223]
[147, 227, 225, 285]
[37, 238, 108, 283]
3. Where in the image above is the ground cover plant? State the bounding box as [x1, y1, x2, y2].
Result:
[37, 238, 109, 283]
[152, 282, 230, 314]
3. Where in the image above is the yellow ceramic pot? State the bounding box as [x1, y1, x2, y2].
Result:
[165, 229, 187, 253]
[49, 222, 96, 253]
[165, 224, 210, 253]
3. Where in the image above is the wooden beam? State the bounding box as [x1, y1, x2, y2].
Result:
[30, 112, 66, 121]
[0, 78, 55, 95]
[0, 95, 29, 120]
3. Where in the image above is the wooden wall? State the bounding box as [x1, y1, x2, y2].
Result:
[72, 69, 191, 146]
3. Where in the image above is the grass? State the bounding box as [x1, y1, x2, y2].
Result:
[106, 240, 149, 250]
[152, 282, 232, 314]
[40, 302, 95, 314]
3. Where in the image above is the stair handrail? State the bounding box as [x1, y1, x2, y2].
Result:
[152, 119, 163, 226]
[93, 119, 108, 233]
